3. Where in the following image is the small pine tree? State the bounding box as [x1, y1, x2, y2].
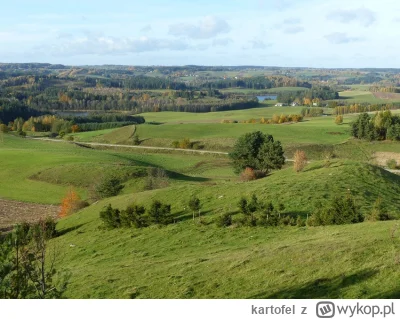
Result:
[133, 134, 140, 145]
[217, 213, 232, 227]
[99, 204, 121, 228]
[366, 198, 390, 221]
[95, 175, 124, 199]
[188, 196, 201, 220]
[120, 204, 147, 228]
[148, 200, 172, 225]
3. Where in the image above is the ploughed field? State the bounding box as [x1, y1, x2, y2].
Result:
[0, 199, 59, 232]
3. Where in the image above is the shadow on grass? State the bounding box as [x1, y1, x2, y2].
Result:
[249, 269, 379, 299]
[168, 171, 210, 183]
[57, 223, 86, 237]
[172, 209, 214, 223]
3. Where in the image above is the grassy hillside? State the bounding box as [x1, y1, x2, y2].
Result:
[70, 115, 349, 151]
[0, 134, 225, 204]
[71, 125, 136, 144]
[2, 130, 400, 299]
[53, 221, 400, 299]
[53, 159, 400, 298]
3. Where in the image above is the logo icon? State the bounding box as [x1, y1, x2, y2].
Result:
[316, 302, 335, 318]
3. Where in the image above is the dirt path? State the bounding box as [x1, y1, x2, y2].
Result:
[31, 137, 230, 155]
[0, 199, 60, 232]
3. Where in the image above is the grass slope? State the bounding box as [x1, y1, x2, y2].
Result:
[0, 135, 222, 204]
[51, 160, 400, 298]
[71, 125, 135, 144]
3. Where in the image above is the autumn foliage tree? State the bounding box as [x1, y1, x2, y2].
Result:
[293, 150, 308, 172]
[59, 188, 84, 218]
[335, 115, 343, 125]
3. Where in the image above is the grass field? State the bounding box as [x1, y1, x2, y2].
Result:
[138, 106, 327, 123]
[334, 90, 400, 104]
[50, 159, 400, 298]
[220, 87, 309, 94]
[3, 105, 400, 299]
[0, 134, 225, 204]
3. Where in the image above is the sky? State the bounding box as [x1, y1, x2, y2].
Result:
[1, 0, 400, 67]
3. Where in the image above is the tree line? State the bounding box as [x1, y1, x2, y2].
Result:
[351, 111, 400, 141]
[277, 86, 339, 104]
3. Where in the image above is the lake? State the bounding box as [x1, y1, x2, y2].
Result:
[257, 95, 277, 101]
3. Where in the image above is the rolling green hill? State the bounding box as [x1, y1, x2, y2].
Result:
[51, 160, 400, 298]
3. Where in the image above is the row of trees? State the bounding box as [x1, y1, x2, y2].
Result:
[5, 114, 144, 135]
[100, 201, 173, 229]
[277, 86, 338, 104]
[202, 75, 311, 90]
[300, 107, 324, 117]
[351, 111, 400, 141]
[334, 103, 400, 115]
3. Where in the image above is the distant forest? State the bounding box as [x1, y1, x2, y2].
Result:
[2, 63, 400, 124]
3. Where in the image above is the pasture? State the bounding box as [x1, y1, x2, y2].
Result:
[51, 159, 400, 298]
[2, 105, 400, 299]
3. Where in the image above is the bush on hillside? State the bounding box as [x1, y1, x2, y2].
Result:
[387, 159, 398, 170]
[99, 204, 122, 229]
[366, 198, 391, 221]
[144, 167, 169, 190]
[335, 115, 343, 125]
[120, 204, 147, 228]
[229, 131, 285, 175]
[148, 200, 173, 225]
[95, 175, 124, 199]
[293, 150, 308, 172]
[217, 212, 233, 227]
[308, 194, 364, 226]
[240, 167, 257, 181]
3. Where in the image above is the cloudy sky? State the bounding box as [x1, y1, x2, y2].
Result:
[1, 0, 399, 67]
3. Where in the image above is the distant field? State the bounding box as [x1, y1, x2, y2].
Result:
[335, 90, 400, 104]
[139, 106, 326, 123]
[72, 125, 135, 144]
[136, 118, 350, 150]
[220, 87, 308, 94]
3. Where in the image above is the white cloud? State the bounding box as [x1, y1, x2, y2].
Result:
[324, 32, 364, 44]
[141, 24, 152, 32]
[168, 16, 230, 39]
[250, 39, 270, 50]
[327, 8, 376, 27]
[212, 38, 233, 46]
[283, 26, 304, 34]
[48, 35, 190, 56]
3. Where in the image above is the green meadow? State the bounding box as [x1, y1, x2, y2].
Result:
[2, 105, 400, 299]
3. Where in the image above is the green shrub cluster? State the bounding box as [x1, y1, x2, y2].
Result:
[233, 194, 301, 227]
[100, 200, 173, 229]
[308, 194, 364, 226]
[171, 138, 203, 150]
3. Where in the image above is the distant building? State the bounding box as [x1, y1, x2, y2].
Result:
[291, 102, 298, 106]
[275, 103, 285, 107]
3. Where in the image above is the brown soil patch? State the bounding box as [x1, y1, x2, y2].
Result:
[373, 152, 400, 166]
[0, 199, 60, 232]
[372, 92, 400, 100]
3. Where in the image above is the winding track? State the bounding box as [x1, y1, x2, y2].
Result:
[31, 137, 230, 155]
